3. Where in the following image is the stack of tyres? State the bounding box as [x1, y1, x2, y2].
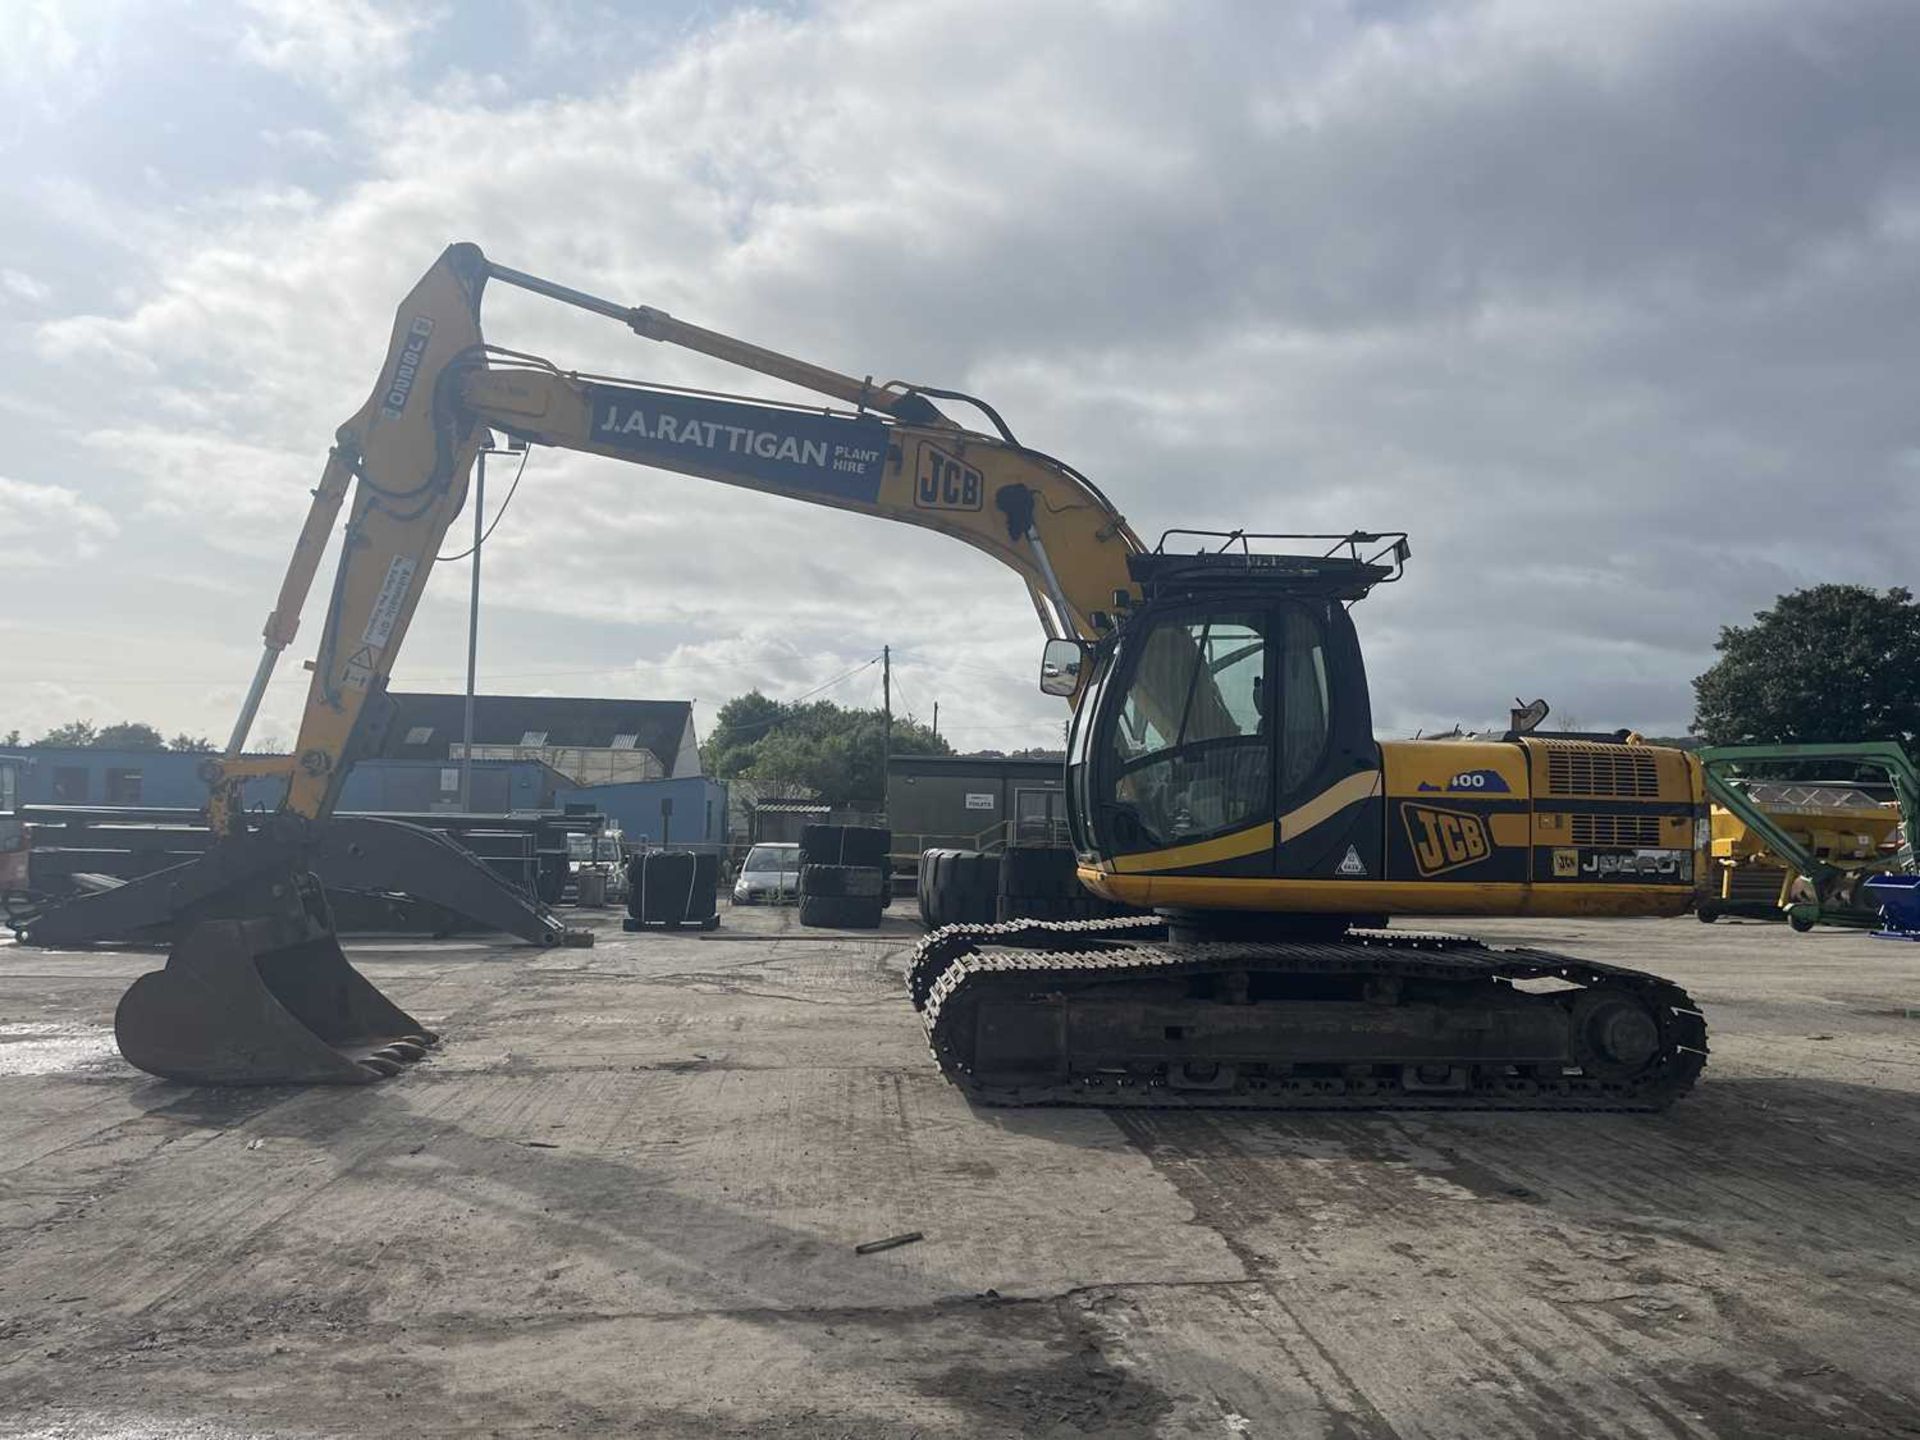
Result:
[624, 850, 721, 931]
[917, 849, 999, 929]
[798, 824, 890, 929]
[799, 824, 890, 869]
[997, 843, 1143, 922]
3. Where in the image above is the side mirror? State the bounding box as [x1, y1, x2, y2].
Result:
[1039, 638, 1087, 696]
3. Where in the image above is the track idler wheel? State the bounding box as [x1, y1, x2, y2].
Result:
[115, 915, 438, 1085]
[1568, 988, 1662, 1082]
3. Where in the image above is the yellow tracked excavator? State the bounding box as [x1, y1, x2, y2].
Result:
[28, 244, 1711, 1105]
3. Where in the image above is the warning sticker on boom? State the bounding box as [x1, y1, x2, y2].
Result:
[362, 555, 418, 650]
[1336, 845, 1367, 877]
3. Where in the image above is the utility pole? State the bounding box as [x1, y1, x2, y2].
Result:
[881, 645, 892, 809]
[460, 443, 489, 813]
[932, 700, 939, 742]
[460, 434, 524, 811]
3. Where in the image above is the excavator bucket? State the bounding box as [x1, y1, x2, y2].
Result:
[17, 814, 598, 1084]
[115, 909, 437, 1086]
[21, 827, 443, 1086]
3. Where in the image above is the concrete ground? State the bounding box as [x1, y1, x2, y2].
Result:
[0, 904, 1916, 1439]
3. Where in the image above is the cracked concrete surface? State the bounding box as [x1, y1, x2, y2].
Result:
[1, 905, 1916, 1437]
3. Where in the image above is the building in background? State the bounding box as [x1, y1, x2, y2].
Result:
[0, 752, 22, 813]
[341, 758, 574, 813]
[382, 693, 701, 784]
[747, 799, 830, 846]
[0, 696, 726, 851]
[0, 748, 573, 814]
[886, 754, 1069, 856]
[562, 775, 730, 852]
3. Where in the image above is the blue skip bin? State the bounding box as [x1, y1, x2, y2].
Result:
[1864, 873, 1920, 941]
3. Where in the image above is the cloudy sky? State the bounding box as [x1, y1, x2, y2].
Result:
[2, 0, 1915, 755]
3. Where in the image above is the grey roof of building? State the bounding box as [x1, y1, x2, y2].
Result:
[380, 693, 693, 772]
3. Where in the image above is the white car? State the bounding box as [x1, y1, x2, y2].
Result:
[732, 843, 801, 904]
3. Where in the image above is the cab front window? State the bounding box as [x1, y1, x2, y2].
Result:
[1102, 612, 1270, 849]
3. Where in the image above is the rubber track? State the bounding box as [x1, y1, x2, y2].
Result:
[906, 915, 1169, 1011]
[919, 930, 1708, 1112]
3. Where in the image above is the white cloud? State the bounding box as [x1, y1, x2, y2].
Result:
[79, 426, 316, 543]
[236, 0, 440, 91]
[1, 269, 51, 304]
[0, 475, 120, 567]
[10, 0, 1920, 745]
[260, 126, 342, 158]
[0, 1, 118, 133]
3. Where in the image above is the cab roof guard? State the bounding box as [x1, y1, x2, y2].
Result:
[1133, 530, 1411, 601]
[1156, 528, 1410, 570]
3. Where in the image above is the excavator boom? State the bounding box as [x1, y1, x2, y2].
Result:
[229, 245, 1141, 826]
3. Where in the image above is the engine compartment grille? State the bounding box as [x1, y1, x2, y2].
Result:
[1544, 744, 1661, 798]
[1570, 813, 1665, 848]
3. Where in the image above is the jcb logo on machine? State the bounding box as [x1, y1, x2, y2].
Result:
[915, 444, 984, 512]
[1404, 803, 1492, 877]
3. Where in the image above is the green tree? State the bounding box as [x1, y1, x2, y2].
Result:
[701, 691, 952, 809]
[1, 729, 20, 747]
[31, 719, 213, 751]
[701, 691, 788, 778]
[1692, 585, 1920, 747]
[34, 719, 98, 747]
[94, 722, 167, 751]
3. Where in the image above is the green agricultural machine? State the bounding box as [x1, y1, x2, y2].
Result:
[1698, 742, 1918, 932]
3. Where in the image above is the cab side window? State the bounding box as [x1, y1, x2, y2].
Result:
[1277, 607, 1331, 795]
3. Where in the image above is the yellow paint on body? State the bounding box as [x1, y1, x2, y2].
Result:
[1108, 769, 1383, 875]
[1081, 870, 1696, 919]
[1378, 739, 1527, 799]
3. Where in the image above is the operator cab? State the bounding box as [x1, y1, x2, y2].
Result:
[1060, 533, 1407, 890]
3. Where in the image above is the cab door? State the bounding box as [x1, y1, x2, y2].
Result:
[1268, 599, 1384, 881]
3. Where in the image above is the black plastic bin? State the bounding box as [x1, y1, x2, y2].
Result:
[624, 851, 720, 931]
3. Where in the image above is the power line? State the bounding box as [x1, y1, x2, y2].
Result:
[704, 656, 882, 741]
[28, 642, 1012, 692]
[790, 656, 882, 705]
[19, 663, 672, 689]
[21, 654, 897, 693]
[889, 649, 1021, 683]
[926, 719, 1066, 733]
